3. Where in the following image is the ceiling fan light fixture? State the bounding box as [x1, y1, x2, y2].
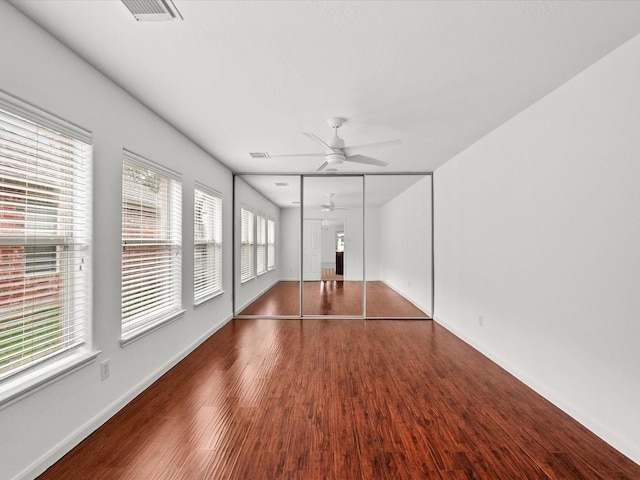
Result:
[326, 152, 345, 165]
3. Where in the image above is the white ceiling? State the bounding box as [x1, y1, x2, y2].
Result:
[9, 0, 640, 175]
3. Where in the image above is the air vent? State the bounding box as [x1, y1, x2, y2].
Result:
[249, 152, 270, 159]
[122, 0, 183, 21]
[275, 182, 289, 187]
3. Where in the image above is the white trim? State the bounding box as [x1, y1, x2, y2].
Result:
[236, 277, 280, 313]
[0, 349, 99, 410]
[194, 181, 222, 199]
[120, 309, 186, 347]
[193, 289, 225, 309]
[433, 315, 640, 466]
[378, 280, 431, 317]
[17, 314, 233, 480]
[122, 149, 181, 181]
[0, 88, 92, 144]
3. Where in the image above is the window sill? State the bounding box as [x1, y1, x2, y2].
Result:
[194, 290, 225, 309]
[0, 348, 100, 410]
[120, 309, 186, 347]
[241, 276, 255, 284]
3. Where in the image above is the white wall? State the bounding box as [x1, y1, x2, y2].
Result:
[434, 33, 640, 463]
[321, 223, 338, 267]
[0, 5, 234, 479]
[234, 177, 280, 311]
[280, 204, 382, 283]
[364, 206, 382, 281]
[380, 176, 432, 314]
[279, 207, 300, 281]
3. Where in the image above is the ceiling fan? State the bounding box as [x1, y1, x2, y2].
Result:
[270, 117, 400, 171]
[321, 194, 348, 212]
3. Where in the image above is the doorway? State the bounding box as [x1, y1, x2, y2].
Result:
[320, 220, 344, 281]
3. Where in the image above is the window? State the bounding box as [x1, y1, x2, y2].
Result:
[240, 207, 254, 283]
[194, 184, 222, 304]
[121, 151, 183, 343]
[256, 213, 267, 276]
[267, 218, 275, 271]
[0, 94, 91, 384]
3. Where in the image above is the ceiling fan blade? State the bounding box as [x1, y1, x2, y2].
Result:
[268, 153, 325, 158]
[344, 154, 388, 167]
[316, 161, 329, 172]
[304, 132, 335, 153]
[342, 139, 401, 157]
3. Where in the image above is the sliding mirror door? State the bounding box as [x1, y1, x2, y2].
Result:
[234, 175, 300, 316]
[303, 176, 364, 316]
[365, 175, 432, 318]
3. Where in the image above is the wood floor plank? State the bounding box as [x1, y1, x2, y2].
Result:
[239, 280, 429, 317]
[38, 319, 640, 480]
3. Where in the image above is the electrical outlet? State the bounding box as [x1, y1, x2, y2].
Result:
[101, 359, 110, 381]
[479, 315, 484, 327]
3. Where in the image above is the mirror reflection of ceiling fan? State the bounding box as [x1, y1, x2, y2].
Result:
[270, 117, 401, 171]
[321, 193, 348, 212]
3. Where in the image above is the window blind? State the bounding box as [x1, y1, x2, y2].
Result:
[0, 99, 91, 381]
[256, 214, 266, 276]
[267, 218, 275, 270]
[240, 208, 254, 283]
[121, 152, 182, 340]
[194, 184, 222, 304]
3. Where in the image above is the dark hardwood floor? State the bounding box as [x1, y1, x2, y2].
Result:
[38, 319, 640, 479]
[239, 280, 429, 318]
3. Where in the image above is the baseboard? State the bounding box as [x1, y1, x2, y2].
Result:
[236, 278, 280, 313]
[433, 315, 640, 466]
[380, 280, 432, 317]
[18, 314, 233, 480]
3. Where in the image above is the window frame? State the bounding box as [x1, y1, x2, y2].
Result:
[256, 213, 267, 276]
[120, 150, 184, 345]
[0, 91, 96, 407]
[267, 218, 275, 271]
[240, 207, 255, 283]
[194, 183, 223, 306]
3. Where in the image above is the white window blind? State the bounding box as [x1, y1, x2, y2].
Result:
[121, 152, 182, 342]
[267, 218, 275, 270]
[240, 207, 254, 283]
[0, 97, 91, 381]
[194, 184, 222, 304]
[256, 214, 267, 276]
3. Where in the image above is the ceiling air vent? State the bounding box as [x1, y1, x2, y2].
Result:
[249, 152, 270, 159]
[275, 183, 289, 187]
[122, 0, 183, 21]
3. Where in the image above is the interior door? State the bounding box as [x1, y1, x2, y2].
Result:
[302, 219, 321, 281]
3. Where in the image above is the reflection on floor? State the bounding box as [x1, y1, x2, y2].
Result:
[321, 268, 343, 281]
[238, 280, 429, 318]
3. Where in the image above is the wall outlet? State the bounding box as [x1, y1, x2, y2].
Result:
[478, 315, 484, 327]
[101, 359, 110, 381]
